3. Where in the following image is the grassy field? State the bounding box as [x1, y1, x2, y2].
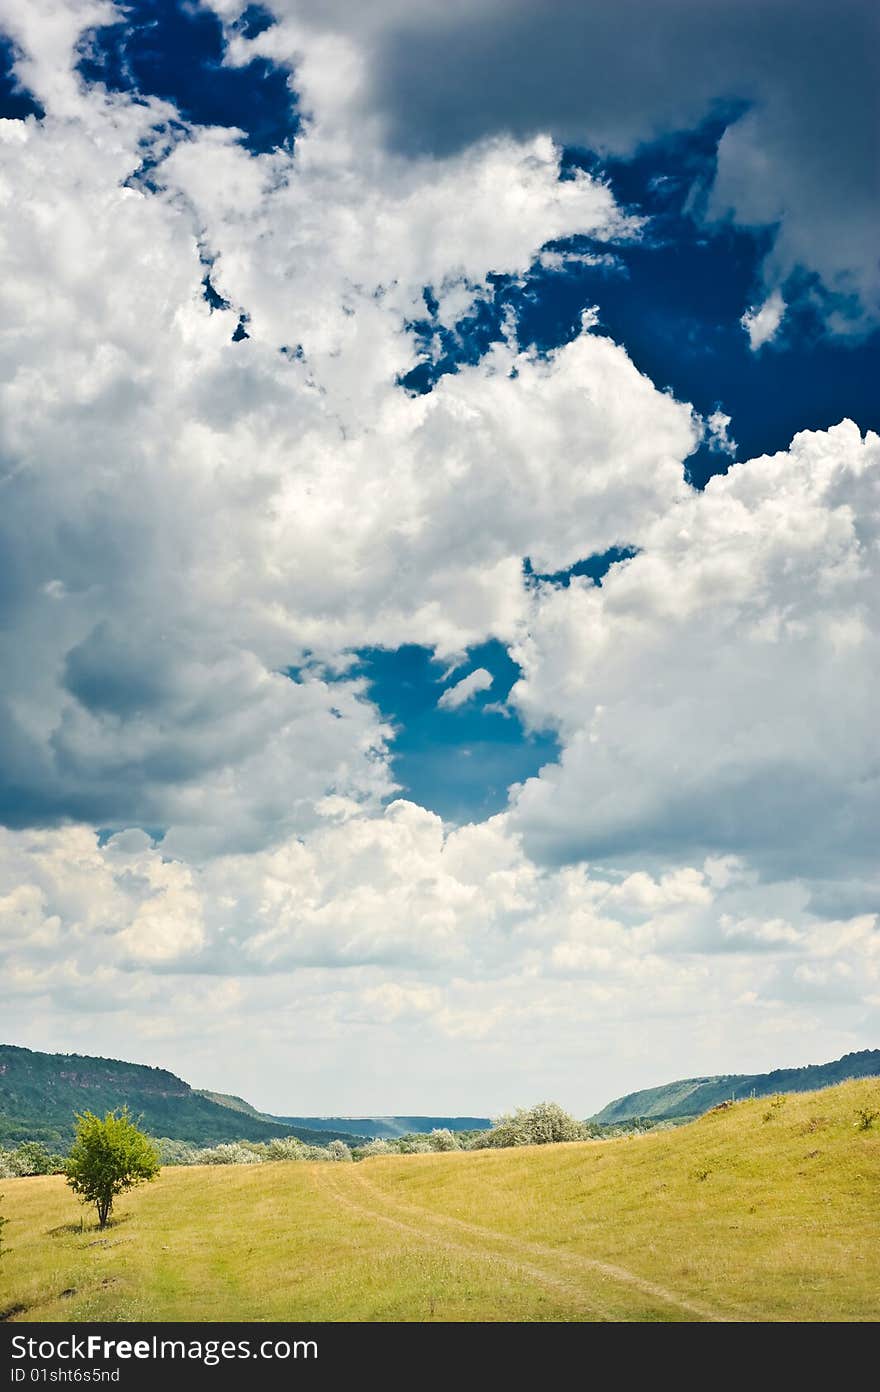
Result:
[2, 1078, 878, 1323]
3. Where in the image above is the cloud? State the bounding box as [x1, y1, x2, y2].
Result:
[741, 289, 786, 350]
[266, 0, 880, 333]
[437, 667, 493, 710]
[0, 45, 697, 848]
[508, 420, 880, 884]
[1, 811, 876, 1110]
[704, 408, 737, 456]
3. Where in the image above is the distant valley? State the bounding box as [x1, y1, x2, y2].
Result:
[0, 1045, 491, 1150]
[2, 1041, 878, 1149]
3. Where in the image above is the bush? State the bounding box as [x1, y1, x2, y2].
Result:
[153, 1137, 200, 1166]
[262, 1137, 308, 1162]
[0, 1141, 65, 1177]
[356, 1138, 391, 1158]
[199, 1143, 263, 1165]
[65, 1109, 160, 1228]
[395, 1135, 433, 1154]
[327, 1140, 352, 1162]
[153, 1137, 318, 1166]
[476, 1102, 590, 1149]
[428, 1129, 459, 1152]
[0, 1197, 7, 1256]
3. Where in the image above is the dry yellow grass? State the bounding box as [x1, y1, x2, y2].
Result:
[2, 1077, 878, 1323]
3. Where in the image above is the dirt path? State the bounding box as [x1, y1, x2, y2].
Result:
[314, 1163, 731, 1323]
[313, 1162, 612, 1319]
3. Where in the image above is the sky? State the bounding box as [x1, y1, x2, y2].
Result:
[0, 0, 878, 1117]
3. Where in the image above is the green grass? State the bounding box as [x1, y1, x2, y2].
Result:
[2, 1079, 878, 1323]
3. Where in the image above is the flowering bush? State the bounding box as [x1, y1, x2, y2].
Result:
[262, 1137, 308, 1161]
[0, 1141, 66, 1177]
[199, 1143, 264, 1165]
[428, 1128, 459, 1152]
[474, 1102, 590, 1149]
[153, 1138, 200, 1166]
[357, 1138, 392, 1157]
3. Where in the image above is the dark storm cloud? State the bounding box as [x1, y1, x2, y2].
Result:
[324, 0, 879, 328]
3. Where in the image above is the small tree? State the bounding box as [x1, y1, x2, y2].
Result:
[327, 1139, 352, 1162]
[65, 1109, 159, 1229]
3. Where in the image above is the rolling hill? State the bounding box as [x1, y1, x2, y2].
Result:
[0, 1046, 363, 1150]
[592, 1048, 880, 1124]
[4, 1077, 878, 1322]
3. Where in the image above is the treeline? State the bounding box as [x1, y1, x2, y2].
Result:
[155, 1103, 675, 1164]
[0, 1140, 66, 1178]
[153, 1129, 474, 1165]
[2, 1104, 677, 1176]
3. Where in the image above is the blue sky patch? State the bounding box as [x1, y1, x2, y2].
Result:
[76, 0, 296, 156]
[202, 272, 231, 313]
[351, 642, 559, 824]
[234, 5, 276, 42]
[0, 34, 44, 120]
[524, 547, 638, 590]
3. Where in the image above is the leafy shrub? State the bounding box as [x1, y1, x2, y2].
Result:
[328, 1140, 352, 1162]
[854, 1106, 879, 1132]
[0, 1141, 65, 1177]
[65, 1109, 159, 1229]
[0, 1197, 7, 1256]
[262, 1137, 308, 1162]
[199, 1143, 263, 1165]
[356, 1138, 392, 1158]
[428, 1129, 459, 1152]
[475, 1102, 590, 1149]
[395, 1135, 433, 1154]
[153, 1137, 200, 1166]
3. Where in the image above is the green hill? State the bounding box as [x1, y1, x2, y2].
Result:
[0, 1045, 305, 1150]
[593, 1049, 880, 1124]
[271, 1114, 492, 1139]
[194, 1089, 269, 1119]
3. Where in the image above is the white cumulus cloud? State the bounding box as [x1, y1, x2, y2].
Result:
[741, 289, 786, 350]
[437, 668, 493, 710]
[508, 420, 880, 888]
